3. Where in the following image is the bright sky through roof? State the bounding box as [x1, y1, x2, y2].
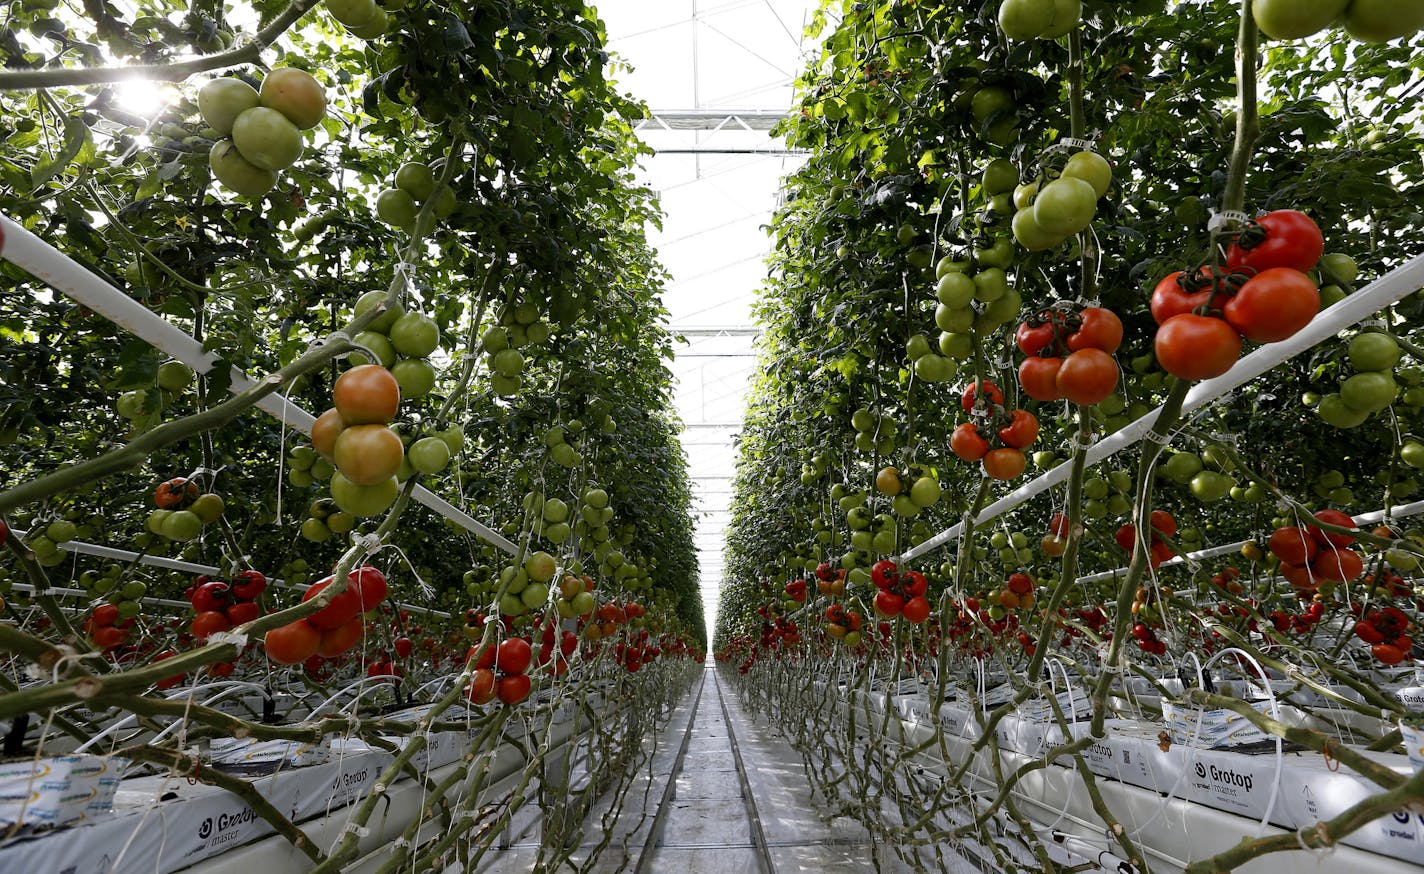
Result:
[597, 0, 820, 637]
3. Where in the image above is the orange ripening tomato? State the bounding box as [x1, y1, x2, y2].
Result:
[982, 448, 1026, 481]
[333, 364, 400, 425]
[265, 620, 321, 665]
[950, 423, 990, 461]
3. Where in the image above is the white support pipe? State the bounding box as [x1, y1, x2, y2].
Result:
[901, 252, 1424, 563]
[1074, 497, 1424, 584]
[8, 528, 453, 618]
[0, 214, 518, 555]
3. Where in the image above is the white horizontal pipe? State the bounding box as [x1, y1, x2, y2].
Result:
[0, 214, 517, 555]
[901, 252, 1424, 563]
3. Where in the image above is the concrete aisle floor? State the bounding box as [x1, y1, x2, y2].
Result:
[476, 667, 982, 873]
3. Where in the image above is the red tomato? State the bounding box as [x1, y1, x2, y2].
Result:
[1371, 643, 1408, 665]
[316, 616, 365, 657]
[1149, 510, 1177, 539]
[901, 570, 928, 597]
[1154, 314, 1241, 381]
[950, 423, 990, 461]
[1222, 268, 1319, 343]
[92, 625, 128, 649]
[153, 477, 198, 509]
[496, 637, 533, 675]
[1056, 348, 1119, 405]
[497, 673, 533, 705]
[982, 448, 1026, 481]
[349, 566, 389, 609]
[1267, 526, 1318, 565]
[466, 668, 497, 704]
[1280, 562, 1317, 589]
[997, 409, 1040, 449]
[1150, 272, 1216, 325]
[1149, 541, 1175, 569]
[302, 577, 361, 630]
[394, 636, 414, 658]
[960, 380, 1004, 412]
[871, 559, 898, 589]
[191, 610, 232, 640]
[902, 596, 931, 624]
[1018, 356, 1064, 401]
[1310, 547, 1363, 583]
[873, 589, 904, 617]
[231, 570, 267, 599]
[190, 581, 230, 612]
[1006, 572, 1034, 595]
[265, 620, 321, 665]
[1015, 319, 1056, 356]
[1226, 209, 1324, 274]
[208, 661, 235, 678]
[467, 642, 497, 670]
[92, 603, 120, 627]
[1354, 621, 1386, 644]
[1308, 509, 1356, 548]
[1067, 307, 1123, 353]
[224, 601, 260, 625]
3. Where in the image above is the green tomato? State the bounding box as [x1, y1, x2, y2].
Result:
[939, 332, 973, 360]
[350, 331, 397, 367]
[395, 162, 436, 202]
[355, 290, 405, 333]
[998, 0, 1055, 40]
[1347, 333, 1400, 371]
[1319, 285, 1347, 308]
[982, 158, 1018, 195]
[492, 348, 524, 377]
[389, 312, 440, 357]
[914, 353, 955, 383]
[1061, 150, 1112, 198]
[1033, 177, 1098, 236]
[45, 519, 77, 543]
[230, 107, 303, 171]
[909, 476, 941, 508]
[1189, 470, 1235, 503]
[1317, 393, 1369, 428]
[1041, 0, 1081, 38]
[389, 358, 436, 399]
[346, 4, 389, 37]
[1251, 0, 1348, 39]
[1011, 207, 1065, 252]
[161, 510, 204, 542]
[1162, 451, 1203, 484]
[376, 188, 418, 229]
[408, 436, 451, 474]
[1340, 371, 1398, 412]
[583, 488, 609, 509]
[971, 86, 1014, 123]
[326, 0, 378, 26]
[936, 272, 975, 307]
[520, 582, 550, 610]
[906, 333, 932, 361]
[1402, 441, 1424, 470]
[936, 304, 975, 333]
[936, 256, 971, 278]
[1320, 252, 1359, 285]
[972, 268, 1009, 302]
[1343, 0, 1424, 42]
[209, 139, 277, 199]
[974, 237, 1015, 269]
[326, 511, 355, 534]
[198, 78, 260, 137]
[157, 361, 194, 393]
[330, 472, 399, 516]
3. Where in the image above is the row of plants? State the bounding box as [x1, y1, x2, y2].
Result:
[0, 0, 704, 867]
[718, 1, 1424, 870]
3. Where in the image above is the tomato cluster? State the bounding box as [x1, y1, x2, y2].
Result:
[1266, 510, 1364, 590]
[951, 381, 1038, 480]
[466, 636, 534, 705]
[86, 602, 136, 651]
[1152, 210, 1323, 381]
[1016, 305, 1123, 405]
[186, 569, 267, 642]
[1113, 510, 1179, 569]
[823, 603, 865, 646]
[262, 566, 389, 665]
[814, 562, 848, 597]
[146, 477, 226, 543]
[869, 560, 932, 624]
[1352, 606, 1413, 665]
